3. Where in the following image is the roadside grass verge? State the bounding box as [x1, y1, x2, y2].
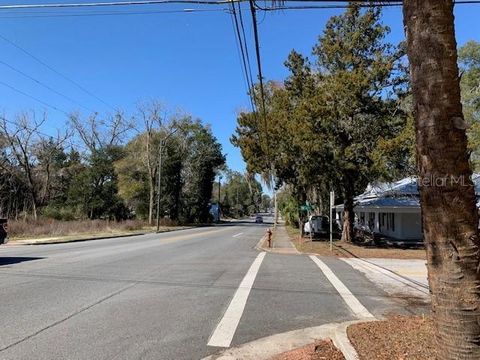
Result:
[8, 218, 179, 241]
[286, 226, 426, 260]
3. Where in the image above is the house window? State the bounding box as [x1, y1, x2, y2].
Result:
[384, 213, 395, 232]
[360, 212, 365, 225]
[368, 213, 375, 230]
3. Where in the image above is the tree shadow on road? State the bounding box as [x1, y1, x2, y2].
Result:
[0, 257, 43, 266]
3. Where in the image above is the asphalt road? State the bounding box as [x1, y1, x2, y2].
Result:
[0, 218, 409, 360]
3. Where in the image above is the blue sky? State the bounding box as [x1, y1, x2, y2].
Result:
[0, 1, 479, 173]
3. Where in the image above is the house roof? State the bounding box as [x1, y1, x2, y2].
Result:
[335, 174, 480, 210]
[355, 196, 420, 208]
[361, 177, 418, 199]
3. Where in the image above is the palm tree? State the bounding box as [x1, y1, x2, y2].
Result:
[402, 1, 480, 358]
[264, 0, 480, 357]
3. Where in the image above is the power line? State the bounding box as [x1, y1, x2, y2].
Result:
[0, 79, 70, 116]
[228, 10, 255, 113]
[236, 2, 255, 93]
[0, 33, 115, 111]
[257, 2, 403, 11]
[248, 0, 266, 114]
[255, 0, 480, 11]
[0, 59, 96, 113]
[248, 0, 270, 158]
[229, 3, 256, 114]
[0, 0, 478, 11]
[0, 8, 225, 19]
[0, 0, 240, 10]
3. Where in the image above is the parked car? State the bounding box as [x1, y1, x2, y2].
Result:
[0, 218, 8, 245]
[254, 215, 263, 223]
[304, 215, 329, 237]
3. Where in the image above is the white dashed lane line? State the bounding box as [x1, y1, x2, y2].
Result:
[232, 232, 243, 238]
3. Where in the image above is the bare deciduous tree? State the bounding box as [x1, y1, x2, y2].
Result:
[0, 112, 70, 220]
[137, 100, 166, 225]
[69, 111, 134, 152]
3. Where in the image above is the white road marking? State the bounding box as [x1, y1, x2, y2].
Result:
[208, 252, 266, 348]
[309, 255, 374, 319]
[232, 232, 243, 238]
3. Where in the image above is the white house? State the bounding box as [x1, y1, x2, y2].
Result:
[334, 175, 480, 242]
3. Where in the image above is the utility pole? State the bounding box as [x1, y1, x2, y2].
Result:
[330, 190, 335, 252]
[156, 127, 179, 232]
[273, 188, 278, 228]
[217, 175, 222, 222]
[156, 139, 164, 232]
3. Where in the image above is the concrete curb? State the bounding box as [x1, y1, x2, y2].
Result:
[202, 319, 376, 360]
[254, 233, 268, 252]
[331, 318, 377, 360]
[9, 226, 197, 246]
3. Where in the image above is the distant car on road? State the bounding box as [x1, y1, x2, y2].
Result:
[0, 218, 8, 245]
[254, 215, 263, 223]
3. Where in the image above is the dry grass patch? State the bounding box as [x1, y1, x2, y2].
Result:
[8, 218, 177, 240]
[348, 315, 435, 360]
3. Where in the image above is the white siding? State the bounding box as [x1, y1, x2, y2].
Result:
[399, 213, 422, 240]
[378, 212, 402, 239]
[354, 210, 422, 241]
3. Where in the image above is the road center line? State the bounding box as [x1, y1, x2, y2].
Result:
[207, 252, 266, 348]
[232, 232, 243, 238]
[309, 255, 374, 319]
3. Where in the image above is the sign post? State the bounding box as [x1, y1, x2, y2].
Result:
[330, 191, 334, 252]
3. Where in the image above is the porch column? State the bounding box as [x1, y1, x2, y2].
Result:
[374, 211, 380, 233]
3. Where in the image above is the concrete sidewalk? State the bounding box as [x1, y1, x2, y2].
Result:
[343, 258, 429, 302]
[263, 223, 299, 255]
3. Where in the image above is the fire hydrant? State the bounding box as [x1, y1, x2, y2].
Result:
[266, 228, 273, 248]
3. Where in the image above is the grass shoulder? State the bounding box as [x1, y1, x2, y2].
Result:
[8, 218, 189, 243]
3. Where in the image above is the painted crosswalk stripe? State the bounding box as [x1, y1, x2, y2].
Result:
[232, 232, 243, 238]
[207, 252, 266, 348]
[310, 255, 374, 319]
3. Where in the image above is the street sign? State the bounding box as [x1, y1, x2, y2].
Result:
[330, 191, 334, 252]
[300, 202, 313, 212]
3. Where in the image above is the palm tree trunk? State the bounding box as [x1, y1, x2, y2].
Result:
[403, 1, 480, 358]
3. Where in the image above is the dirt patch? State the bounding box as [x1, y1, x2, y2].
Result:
[348, 315, 436, 360]
[287, 228, 426, 260]
[269, 339, 345, 360]
[392, 293, 430, 308]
